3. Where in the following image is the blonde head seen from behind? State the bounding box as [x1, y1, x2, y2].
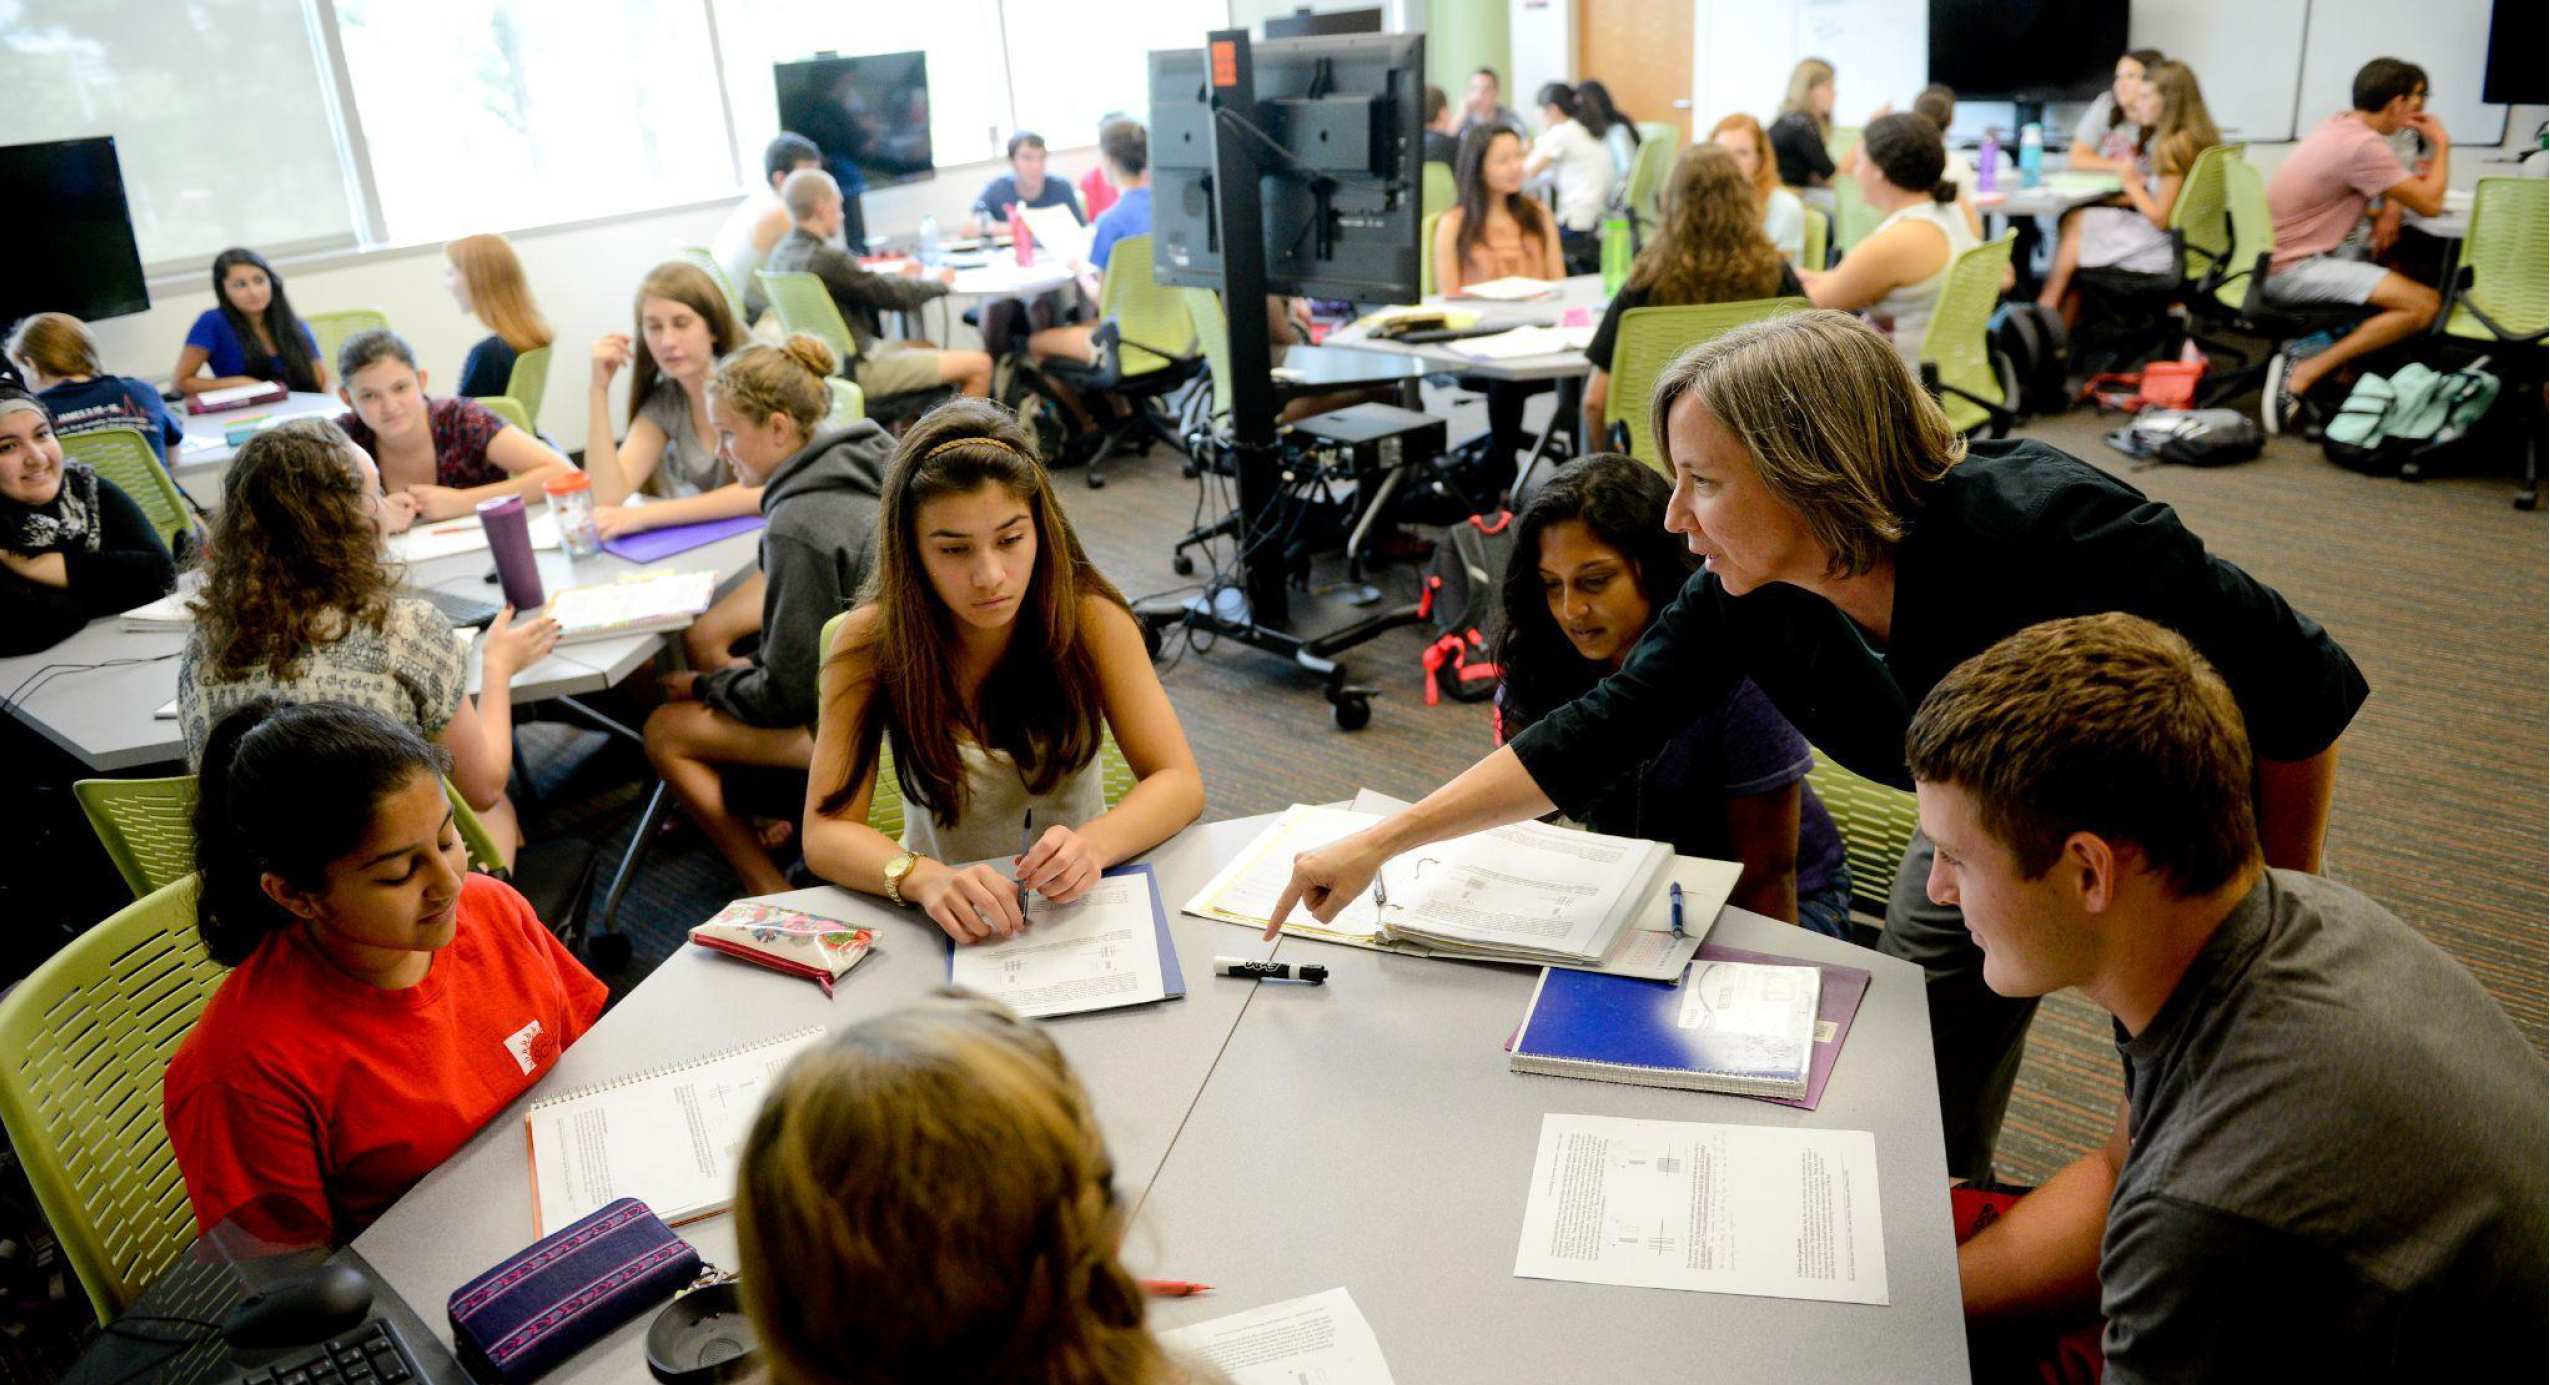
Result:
[1649, 309, 1963, 579]
[734, 993, 1174, 1385]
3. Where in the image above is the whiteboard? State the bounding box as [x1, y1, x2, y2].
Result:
[1794, 0, 1926, 127]
[2130, 0, 2308, 143]
[2296, 0, 2508, 147]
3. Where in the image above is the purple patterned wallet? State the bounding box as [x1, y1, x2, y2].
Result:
[447, 1198, 699, 1383]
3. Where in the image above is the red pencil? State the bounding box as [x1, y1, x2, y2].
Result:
[1140, 1279, 1213, 1297]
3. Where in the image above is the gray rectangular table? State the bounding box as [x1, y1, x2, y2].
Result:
[1327, 275, 1609, 383]
[0, 526, 764, 772]
[352, 812, 1966, 1383]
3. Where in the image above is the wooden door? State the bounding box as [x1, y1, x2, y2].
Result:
[1576, 0, 1695, 143]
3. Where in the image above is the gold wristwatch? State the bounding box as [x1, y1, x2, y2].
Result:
[882, 850, 921, 907]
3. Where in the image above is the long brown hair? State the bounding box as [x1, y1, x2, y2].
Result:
[1779, 58, 1835, 139]
[1451, 125, 1552, 273]
[445, 234, 554, 353]
[1709, 112, 1782, 207]
[1626, 144, 1788, 306]
[2141, 61, 2220, 179]
[819, 398, 1127, 827]
[193, 418, 398, 681]
[735, 993, 1176, 1385]
[623, 261, 746, 429]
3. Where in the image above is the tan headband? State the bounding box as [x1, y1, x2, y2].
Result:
[922, 436, 1033, 463]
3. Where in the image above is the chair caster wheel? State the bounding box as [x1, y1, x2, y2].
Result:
[1172, 553, 1195, 575]
[1332, 695, 1371, 731]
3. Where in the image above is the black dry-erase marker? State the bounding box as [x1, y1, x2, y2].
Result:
[1213, 956, 1328, 984]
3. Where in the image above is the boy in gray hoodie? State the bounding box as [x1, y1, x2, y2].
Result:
[645, 335, 893, 894]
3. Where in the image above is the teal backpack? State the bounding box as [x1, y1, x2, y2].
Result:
[2324, 360, 2504, 476]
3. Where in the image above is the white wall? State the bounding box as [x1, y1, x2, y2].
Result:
[1507, 0, 1575, 118]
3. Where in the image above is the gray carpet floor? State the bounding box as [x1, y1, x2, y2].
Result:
[543, 379, 2546, 1188]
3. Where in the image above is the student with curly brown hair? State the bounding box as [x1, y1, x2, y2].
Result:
[736, 993, 1206, 1385]
[177, 418, 558, 859]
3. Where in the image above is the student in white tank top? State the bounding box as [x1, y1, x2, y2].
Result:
[801, 398, 1204, 947]
[1798, 113, 1981, 365]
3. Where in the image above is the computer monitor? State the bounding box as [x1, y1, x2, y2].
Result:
[1148, 31, 1425, 304]
[2483, 0, 2546, 106]
[0, 137, 150, 331]
[1925, 0, 2130, 104]
[774, 52, 935, 193]
[1263, 7, 1383, 39]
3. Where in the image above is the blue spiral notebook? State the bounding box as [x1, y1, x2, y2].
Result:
[1509, 957, 1821, 1100]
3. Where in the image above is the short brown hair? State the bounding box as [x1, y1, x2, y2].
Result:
[6, 312, 104, 379]
[1648, 309, 1964, 578]
[1905, 613, 2260, 897]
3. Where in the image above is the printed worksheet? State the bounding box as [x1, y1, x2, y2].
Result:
[385, 509, 561, 564]
[1156, 1288, 1397, 1385]
[1514, 1113, 1889, 1305]
[949, 871, 1167, 1018]
[1184, 805, 1388, 937]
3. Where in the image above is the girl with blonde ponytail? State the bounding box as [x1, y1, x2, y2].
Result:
[641, 332, 896, 895]
[736, 994, 1205, 1385]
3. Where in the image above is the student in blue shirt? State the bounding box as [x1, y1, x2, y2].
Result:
[1028, 120, 1153, 369]
[175, 247, 329, 398]
[964, 131, 1085, 239]
[7, 313, 186, 469]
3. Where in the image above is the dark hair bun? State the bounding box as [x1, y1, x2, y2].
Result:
[1861, 112, 1947, 200]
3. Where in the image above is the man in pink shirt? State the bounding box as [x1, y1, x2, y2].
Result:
[2259, 59, 2450, 433]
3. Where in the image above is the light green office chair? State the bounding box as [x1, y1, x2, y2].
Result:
[1824, 123, 1861, 173]
[1803, 749, 1919, 920]
[1799, 205, 1830, 271]
[1421, 161, 1457, 220]
[1830, 172, 1884, 256]
[676, 246, 749, 328]
[0, 875, 223, 1322]
[499, 345, 552, 428]
[306, 309, 390, 374]
[2434, 176, 2548, 508]
[1621, 133, 1678, 241]
[74, 775, 199, 898]
[1919, 233, 2019, 437]
[56, 429, 195, 555]
[478, 395, 532, 433]
[1604, 298, 1810, 470]
[757, 270, 858, 373]
[1635, 121, 1680, 152]
[1420, 211, 1446, 297]
[1042, 235, 1201, 486]
[827, 377, 866, 428]
[2168, 144, 2244, 287]
[1184, 288, 1236, 425]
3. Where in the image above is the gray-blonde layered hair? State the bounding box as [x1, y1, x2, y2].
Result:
[1648, 309, 1964, 579]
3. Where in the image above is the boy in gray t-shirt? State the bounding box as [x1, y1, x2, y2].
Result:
[1904, 613, 2545, 1384]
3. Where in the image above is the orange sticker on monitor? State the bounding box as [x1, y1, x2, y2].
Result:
[1211, 40, 1237, 87]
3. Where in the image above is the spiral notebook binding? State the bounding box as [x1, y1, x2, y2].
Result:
[526, 1024, 826, 1112]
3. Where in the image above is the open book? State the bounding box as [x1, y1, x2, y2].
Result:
[1183, 798, 1731, 979]
[525, 1026, 824, 1234]
[544, 569, 717, 644]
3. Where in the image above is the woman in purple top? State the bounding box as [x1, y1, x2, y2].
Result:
[332, 328, 571, 533]
[1493, 453, 1854, 937]
[175, 248, 329, 398]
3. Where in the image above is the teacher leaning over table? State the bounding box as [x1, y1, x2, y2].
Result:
[1269, 309, 2367, 1183]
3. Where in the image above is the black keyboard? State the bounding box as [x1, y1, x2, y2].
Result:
[399, 586, 500, 630]
[223, 1317, 419, 1385]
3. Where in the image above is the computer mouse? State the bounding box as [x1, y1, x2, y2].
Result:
[220, 1263, 377, 1350]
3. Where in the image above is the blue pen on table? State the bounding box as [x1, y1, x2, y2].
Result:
[1668, 881, 1686, 942]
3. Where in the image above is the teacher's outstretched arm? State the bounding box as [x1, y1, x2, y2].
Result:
[1265, 743, 1557, 938]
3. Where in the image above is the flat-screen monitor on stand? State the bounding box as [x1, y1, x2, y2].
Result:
[0, 136, 150, 333]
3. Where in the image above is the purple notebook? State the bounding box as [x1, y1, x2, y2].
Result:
[1696, 942, 1873, 1111]
[600, 513, 766, 563]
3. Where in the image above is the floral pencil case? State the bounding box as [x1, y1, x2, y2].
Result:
[447, 1197, 701, 1385]
[687, 900, 877, 996]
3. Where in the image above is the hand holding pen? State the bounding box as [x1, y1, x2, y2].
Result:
[1014, 815, 1103, 905]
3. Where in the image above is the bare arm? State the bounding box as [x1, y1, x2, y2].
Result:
[1432, 212, 1467, 295]
[406, 426, 575, 521]
[2118, 172, 2186, 230]
[2381, 114, 2452, 218]
[1722, 782, 1803, 924]
[1266, 742, 1556, 937]
[438, 608, 561, 810]
[1065, 600, 1205, 868]
[2067, 139, 2114, 174]
[1960, 1099, 2125, 1321]
[1581, 368, 1611, 446]
[1537, 208, 1567, 279]
[583, 333, 654, 506]
[2255, 745, 2339, 874]
[0, 550, 69, 589]
[593, 482, 763, 538]
[174, 345, 261, 398]
[751, 204, 794, 256]
[1801, 220, 1947, 314]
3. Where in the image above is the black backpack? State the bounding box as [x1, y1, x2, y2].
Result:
[1418, 511, 1517, 704]
[1989, 302, 2070, 418]
[2104, 408, 2264, 467]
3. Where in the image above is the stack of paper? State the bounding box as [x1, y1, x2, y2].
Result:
[1450, 276, 1564, 302]
[947, 866, 1184, 1019]
[1184, 799, 1724, 979]
[544, 569, 718, 644]
[1156, 1288, 1397, 1385]
[1444, 325, 1596, 361]
[1018, 202, 1093, 266]
[121, 575, 203, 630]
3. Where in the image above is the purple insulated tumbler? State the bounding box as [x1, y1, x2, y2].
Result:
[476, 495, 546, 611]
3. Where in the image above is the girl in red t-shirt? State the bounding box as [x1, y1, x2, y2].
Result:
[164, 698, 607, 1245]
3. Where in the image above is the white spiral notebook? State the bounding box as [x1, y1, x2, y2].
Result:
[523, 1025, 824, 1234]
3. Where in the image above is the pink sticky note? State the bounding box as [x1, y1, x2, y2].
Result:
[1561, 307, 1593, 328]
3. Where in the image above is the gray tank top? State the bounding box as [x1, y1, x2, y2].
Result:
[901, 739, 1107, 867]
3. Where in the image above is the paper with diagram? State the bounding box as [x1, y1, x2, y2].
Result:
[947, 866, 1179, 1018]
[1514, 1113, 1888, 1304]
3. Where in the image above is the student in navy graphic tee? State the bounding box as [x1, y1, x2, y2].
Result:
[8, 313, 186, 469]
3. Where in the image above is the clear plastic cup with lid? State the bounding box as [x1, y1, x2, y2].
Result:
[543, 470, 601, 558]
